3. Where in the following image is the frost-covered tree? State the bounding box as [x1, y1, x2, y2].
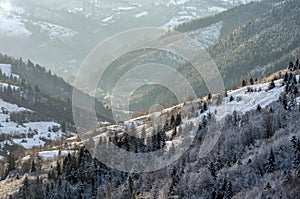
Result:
[208, 161, 216, 178]
[224, 181, 233, 199]
[265, 148, 275, 173]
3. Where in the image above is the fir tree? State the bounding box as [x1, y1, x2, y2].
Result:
[257, 104, 262, 112]
[203, 102, 208, 111]
[265, 148, 275, 173]
[208, 161, 216, 178]
[250, 77, 254, 85]
[208, 93, 212, 100]
[170, 115, 175, 127]
[175, 113, 182, 126]
[31, 160, 36, 172]
[242, 80, 247, 87]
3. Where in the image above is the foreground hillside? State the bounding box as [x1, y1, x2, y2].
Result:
[1, 61, 300, 198]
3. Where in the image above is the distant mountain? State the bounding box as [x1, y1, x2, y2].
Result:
[127, 0, 300, 112]
[175, 0, 282, 39]
[0, 0, 257, 82]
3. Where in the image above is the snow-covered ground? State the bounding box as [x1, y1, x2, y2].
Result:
[38, 150, 73, 160]
[0, 82, 19, 90]
[134, 11, 148, 18]
[0, 99, 64, 149]
[213, 79, 284, 120]
[102, 15, 114, 22]
[208, 6, 227, 12]
[95, 77, 286, 146]
[0, 64, 20, 79]
[0, 64, 67, 150]
[32, 22, 78, 41]
[0, 98, 28, 113]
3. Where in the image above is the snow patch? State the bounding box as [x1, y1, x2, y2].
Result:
[163, 15, 195, 29]
[0, 83, 19, 90]
[135, 11, 148, 18]
[38, 150, 72, 160]
[0, 64, 19, 79]
[102, 15, 114, 22]
[207, 6, 227, 12]
[167, 0, 190, 6]
[0, 97, 65, 149]
[33, 22, 78, 41]
[113, 7, 136, 11]
[0, 98, 29, 113]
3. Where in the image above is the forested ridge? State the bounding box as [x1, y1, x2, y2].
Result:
[0, 53, 112, 124]
[1, 59, 300, 198]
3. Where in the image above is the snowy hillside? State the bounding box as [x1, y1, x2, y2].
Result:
[0, 64, 69, 153]
[95, 72, 286, 146]
[0, 98, 67, 149]
[0, 63, 299, 198]
[0, 64, 19, 79]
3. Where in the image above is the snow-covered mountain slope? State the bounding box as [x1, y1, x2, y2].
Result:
[0, 64, 70, 153]
[95, 71, 287, 145]
[1, 66, 299, 198]
[0, 98, 67, 150]
[213, 79, 285, 118]
[0, 64, 19, 79]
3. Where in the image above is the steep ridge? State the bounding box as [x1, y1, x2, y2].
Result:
[208, 0, 300, 89]
[176, 0, 282, 39]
